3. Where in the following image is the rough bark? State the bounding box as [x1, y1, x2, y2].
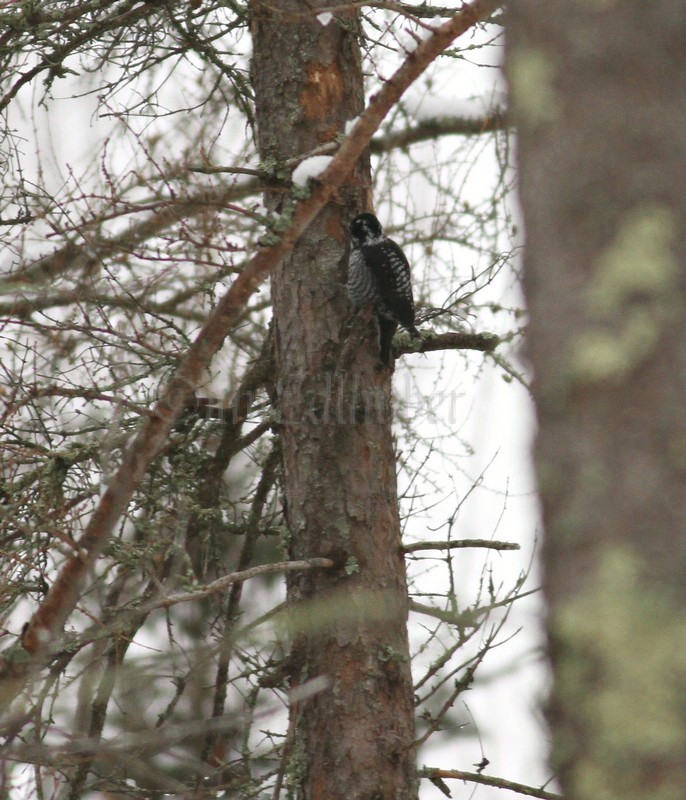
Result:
[249, 2, 417, 799]
[508, 3, 686, 800]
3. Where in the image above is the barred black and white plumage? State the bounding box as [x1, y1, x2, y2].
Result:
[347, 212, 420, 365]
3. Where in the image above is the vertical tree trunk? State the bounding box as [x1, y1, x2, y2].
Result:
[249, 3, 417, 798]
[508, 3, 686, 799]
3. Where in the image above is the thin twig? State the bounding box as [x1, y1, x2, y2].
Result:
[410, 589, 539, 627]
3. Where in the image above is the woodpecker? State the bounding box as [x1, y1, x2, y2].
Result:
[347, 212, 420, 365]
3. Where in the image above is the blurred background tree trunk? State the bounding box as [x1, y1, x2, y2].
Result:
[250, 2, 417, 797]
[508, 2, 686, 798]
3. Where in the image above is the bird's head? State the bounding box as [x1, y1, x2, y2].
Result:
[350, 213, 384, 246]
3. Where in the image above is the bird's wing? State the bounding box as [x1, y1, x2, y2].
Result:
[366, 240, 416, 328]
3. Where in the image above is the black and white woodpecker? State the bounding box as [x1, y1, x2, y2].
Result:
[347, 212, 420, 366]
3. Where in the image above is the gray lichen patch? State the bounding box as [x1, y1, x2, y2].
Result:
[553, 545, 686, 800]
[570, 204, 679, 383]
[508, 46, 560, 128]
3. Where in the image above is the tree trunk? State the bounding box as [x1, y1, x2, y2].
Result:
[249, 2, 417, 798]
[508, 2, 686, 799]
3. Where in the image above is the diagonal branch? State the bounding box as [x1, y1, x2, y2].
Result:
[4, 0, 502, 691]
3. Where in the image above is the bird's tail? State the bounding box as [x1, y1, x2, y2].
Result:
[378, 318, 398, 366]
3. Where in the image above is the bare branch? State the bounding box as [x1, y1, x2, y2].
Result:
[403, 538, 519, 553]
[396, 330, 500, 355]
[371, 110, 508, 153]
[419, 768, 562, 800]
[133, 558, 335, 614]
